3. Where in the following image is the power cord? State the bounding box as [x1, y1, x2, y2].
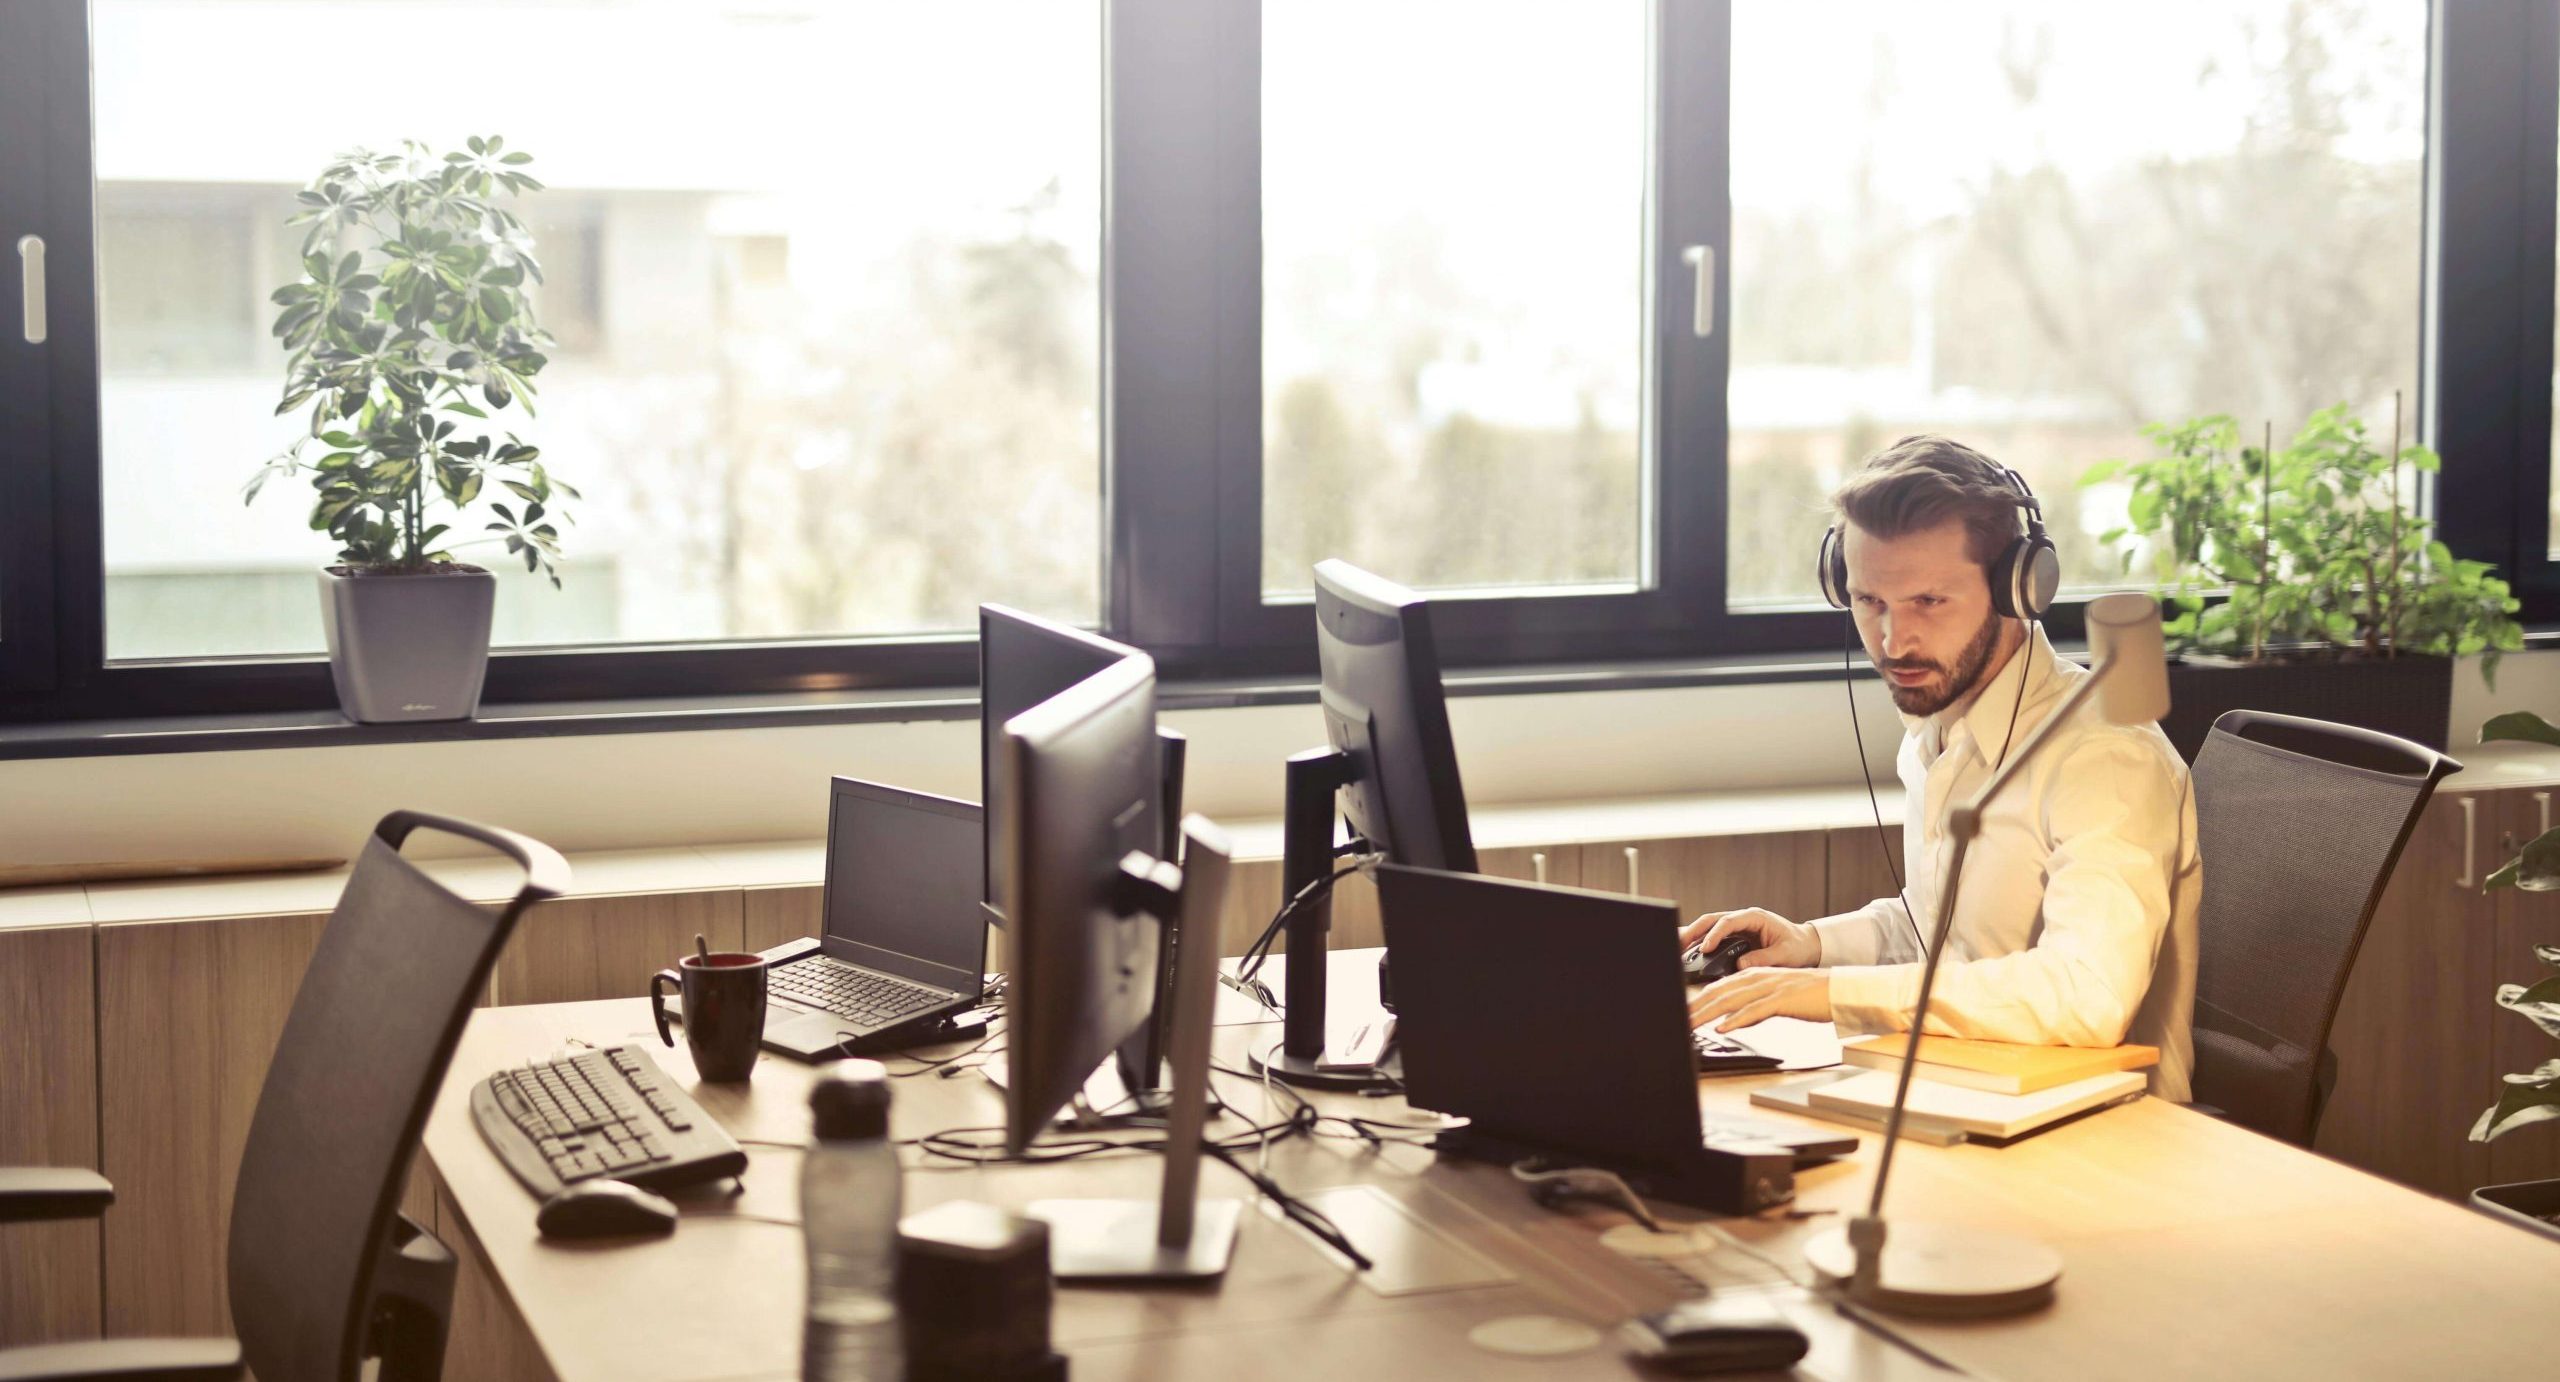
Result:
[1233, 849, 1388, 997]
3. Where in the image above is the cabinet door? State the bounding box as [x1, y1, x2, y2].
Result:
[1577, 833, 1827, 926]
[2489, 789, 2560, 1188]
[1825, 823, 1908, 918]
[2315, 790, 2499, 1199]
[0, 923, 102, 1345]
[1477, 845, 1582, 891]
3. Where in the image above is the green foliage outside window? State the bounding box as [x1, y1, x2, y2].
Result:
[2079, 405, 2521, 683]
[246, 136, 577, 584]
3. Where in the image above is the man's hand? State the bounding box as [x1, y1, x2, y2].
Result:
[1689, 968, 1832, 1032]
[1679, 907, 1820, 970]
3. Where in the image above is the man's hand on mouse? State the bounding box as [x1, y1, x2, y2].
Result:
[1679, 908, 1820, 968]
[1680, 908, 1829, 1030]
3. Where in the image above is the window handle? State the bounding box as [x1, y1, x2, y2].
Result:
[1682, 244, 1714, 338]
[16, 235, 42, 344]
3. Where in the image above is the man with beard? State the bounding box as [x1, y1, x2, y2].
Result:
[1685, 436, 2201, 1100]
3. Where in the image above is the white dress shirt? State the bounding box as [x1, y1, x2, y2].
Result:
[1812, 625, 2201, 1101]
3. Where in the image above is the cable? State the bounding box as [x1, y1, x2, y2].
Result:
[1234, 850, 1387, 993]
[1845, 615, 1926, 956]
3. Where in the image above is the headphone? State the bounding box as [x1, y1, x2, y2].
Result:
[1817, 461, 2060, 620]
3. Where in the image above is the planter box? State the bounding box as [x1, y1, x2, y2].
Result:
[318, 565, 496, 723]
[2159, 654, 2451, 763]
[2471, 1178, 2560, 1245]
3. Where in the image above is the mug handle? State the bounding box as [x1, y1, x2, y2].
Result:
[650, 968, 682, 1047]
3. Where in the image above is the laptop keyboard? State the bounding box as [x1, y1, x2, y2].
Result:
[1694, 1027, 1783, 1073]
[772, 954, 946, 1028]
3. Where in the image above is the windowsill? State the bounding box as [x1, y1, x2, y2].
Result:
[8, 627, 2557, 763]
[0, 646, 1884, 762]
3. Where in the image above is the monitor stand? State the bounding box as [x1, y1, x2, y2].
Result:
[1026, 825, 1244, 1281]
[1247, 747, 1399, 1092]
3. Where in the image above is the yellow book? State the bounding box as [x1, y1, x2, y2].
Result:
[1839, 1034, 2158, 1096]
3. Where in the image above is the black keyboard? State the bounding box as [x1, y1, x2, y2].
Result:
[470, 1044, 747, 1199]
[771, 955, 947, 1029]
[1693, 1027, 1783, 1074]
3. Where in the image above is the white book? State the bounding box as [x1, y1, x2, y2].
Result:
[1807, 1068, 2147, 1140]
[1747, 1071, 1966, 1146]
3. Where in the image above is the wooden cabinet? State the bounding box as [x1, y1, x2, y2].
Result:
[0, 923, 102, 1346]
[1575, 832, 1828, 925]
[2317, 791, 2500, 1198]
[489, 892, 744, 1007]
[2487, 790, 2560, 1189]
[1825, 823, 1908, 918]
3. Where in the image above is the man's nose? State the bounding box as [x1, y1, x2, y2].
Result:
[1879, 614, 1920, 659]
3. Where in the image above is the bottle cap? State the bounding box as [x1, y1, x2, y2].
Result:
[809, 1059, 892, 1140]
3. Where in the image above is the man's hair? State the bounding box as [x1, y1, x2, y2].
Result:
[1829, 434, 2026, 570]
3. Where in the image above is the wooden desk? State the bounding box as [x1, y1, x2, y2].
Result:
[422, 956, 2560, 1382]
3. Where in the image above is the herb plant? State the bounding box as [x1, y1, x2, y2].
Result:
[2079, 405, 2520, 682]
[247, 136, 576, 585]
[2471, 711, 2560, 1144]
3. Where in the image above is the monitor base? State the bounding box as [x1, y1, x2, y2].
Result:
[1027, 1197, 1243, 1281]
[1802, 1219, 2059, 1319]
[1248, 1034, 1403, 1092]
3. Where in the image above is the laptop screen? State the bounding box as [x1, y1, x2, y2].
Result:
[821, 778, 986, 994]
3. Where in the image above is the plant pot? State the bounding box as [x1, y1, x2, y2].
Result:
[2158, 653, 2451, 763]
[318, 565, 496, 723]
[2470, 1178, 2560, 1245]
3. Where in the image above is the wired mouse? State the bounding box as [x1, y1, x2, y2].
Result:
[537, 1179, 678, 1240]
[1682, 934, 1756, 985]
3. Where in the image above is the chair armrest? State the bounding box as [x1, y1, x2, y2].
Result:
[0, 1338, 243, 1382]
[0, 1169, 113, 1224]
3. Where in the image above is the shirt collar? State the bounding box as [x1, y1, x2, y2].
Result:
[1898, 624, 2060, 768]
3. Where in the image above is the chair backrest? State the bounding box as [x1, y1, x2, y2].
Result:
[226, 811, 566, 1382]
[2189, 709, 2456, 1146]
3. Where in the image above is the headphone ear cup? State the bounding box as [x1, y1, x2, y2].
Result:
[2020, 537, 2060, 619]
[1817, 526, 1850, 610]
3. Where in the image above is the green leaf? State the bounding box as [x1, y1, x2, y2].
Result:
[2470, 1058, 2560, 1142]
[2480, 711, 2560, 749]
[2078, 459, 2123, 486]
[2496, 974, 2560, 1040]
[2484, 827, 2560, 892]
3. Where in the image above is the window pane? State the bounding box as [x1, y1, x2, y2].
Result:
[94, 0, 1100, 660]
[1261, 2, 1647, 598]
[1728, 2, 2426, 605]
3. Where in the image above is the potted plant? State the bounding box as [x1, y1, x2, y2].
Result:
[246, 136, 576, 723]
[2079, 405, 2521, 759]
[2469, 709, 2560, 1242]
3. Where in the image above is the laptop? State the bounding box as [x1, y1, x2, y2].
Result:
[1375, 864, 1856, 1212]
[670, 777, 988, 1061]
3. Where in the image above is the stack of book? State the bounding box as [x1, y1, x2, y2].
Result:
[1750, 1035, 2156, 1146]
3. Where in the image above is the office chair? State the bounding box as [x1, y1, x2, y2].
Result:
[2187, 709, 2456, 1147]
[0, 811, 567, 1382]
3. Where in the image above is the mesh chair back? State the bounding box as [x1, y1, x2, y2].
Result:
[226, 812, 566, 1382]
[2190, 710, 2456, 1146]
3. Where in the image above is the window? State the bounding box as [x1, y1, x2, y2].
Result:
[4, 1, 2553, 725]
[1727, 1, 2428, 605]
[1259, 2, 1647, 598]
[89, 0, 1102, 662]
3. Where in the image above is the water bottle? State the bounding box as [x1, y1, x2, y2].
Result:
[802, 1060, 902, 1382]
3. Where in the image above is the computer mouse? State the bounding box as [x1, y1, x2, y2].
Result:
[1683, 934, 1757, 985]
[536, 1179, 679, 1240]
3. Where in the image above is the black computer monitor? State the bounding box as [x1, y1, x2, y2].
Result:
[980, 604, 1189, 1098]
[1313, 559, 1478, 873]
[979, 605, 1144, 918]
[997, 653, 1241, 1279]
[1257, 559, 1478, 1088]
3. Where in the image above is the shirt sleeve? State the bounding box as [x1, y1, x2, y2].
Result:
[1827, 730, 2185, 1046]
[1812, 894, 1922, 969]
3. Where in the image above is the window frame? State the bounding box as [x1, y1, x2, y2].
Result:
[0, 0, 2529, 730]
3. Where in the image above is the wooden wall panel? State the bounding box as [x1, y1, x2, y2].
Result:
[97, 911, 330, 1336]
[488, 892, 744, 1008]
[740, 885, 818, 955]
[0, 924, 102, 1345]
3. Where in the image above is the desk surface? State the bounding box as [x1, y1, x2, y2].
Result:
[423, 953, 2560, 1382]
